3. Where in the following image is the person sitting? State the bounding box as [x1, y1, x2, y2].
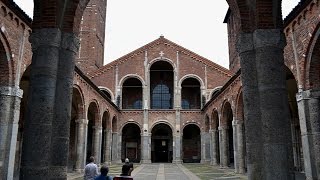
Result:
[94, 165, 112, 180]
[124, 158, 133, 175]
[113, 164, 133, 180]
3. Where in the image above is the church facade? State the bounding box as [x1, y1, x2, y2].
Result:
[0, 0, 320, 179]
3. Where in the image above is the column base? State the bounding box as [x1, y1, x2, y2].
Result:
[140, 160, 151, 164]
[74, 168, 84, 173]
[102, 161, 112, 165]
[173, 160, 182, 164]
[210, 161, 218, 166]
[200, 160, 210, 164]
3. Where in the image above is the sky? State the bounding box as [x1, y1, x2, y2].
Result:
[13, 0, 300, 69]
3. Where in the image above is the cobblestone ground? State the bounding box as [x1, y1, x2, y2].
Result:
[68, 163, 248, 180]
[182, 164, 248, 180]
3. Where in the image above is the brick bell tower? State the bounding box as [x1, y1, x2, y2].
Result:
[76, 0, 107, 74]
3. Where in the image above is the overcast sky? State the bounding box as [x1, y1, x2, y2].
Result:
[13, 0, 300, 68]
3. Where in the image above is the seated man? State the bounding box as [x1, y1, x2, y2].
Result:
[113, 164, 133, 180]
[124, 158, 133, 175]
[94, 165, 112, 180]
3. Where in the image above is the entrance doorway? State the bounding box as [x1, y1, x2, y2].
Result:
[151, 123, 173, 163]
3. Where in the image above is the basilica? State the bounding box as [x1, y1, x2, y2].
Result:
[0, 0, 319, 179]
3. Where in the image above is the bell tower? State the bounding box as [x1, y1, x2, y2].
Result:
[76, 0, 107, 73]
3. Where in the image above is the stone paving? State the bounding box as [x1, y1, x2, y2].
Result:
[68, 163, 248, 180]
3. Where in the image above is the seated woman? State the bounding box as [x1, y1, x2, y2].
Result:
[113, 164, 133, 180]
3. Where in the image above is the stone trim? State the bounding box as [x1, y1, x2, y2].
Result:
[0, 86, 23, 98]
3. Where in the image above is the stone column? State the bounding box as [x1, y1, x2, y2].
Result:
[236, 120, 245, 174]
[20, 28, 61, 179]
[141, 133, 151, 163]
[237, 29, 292, 179]
[173, 109, 182, 163]
[200, 132, 210, 164]
[0, 86, 23, 180]
[49, 32, 79, 179]
[220, 126, 228, 167]
[103, 129, 112, 164]
[296, 89, 320, 180]
[75, 119, 87, 171]
[232, 119, 238, 172]
[111, 132, 121, 163]
[210, 130, 218, 165]
[93, 126, 102, 164]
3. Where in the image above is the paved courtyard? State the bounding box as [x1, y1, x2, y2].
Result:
[69, 163, 248, 180]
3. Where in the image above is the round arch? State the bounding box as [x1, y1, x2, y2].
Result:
[98, 86, 114, 101]
[179, 74, 205, 88]
[119, 74, 145, 87]
[305, 23, 320, 90]
[147, 57, 176, 70]
[0, 31, 13, 86]
[150, 120, 174, 132]
[210, 86, 222, 99]
[120, 121, 142, 133]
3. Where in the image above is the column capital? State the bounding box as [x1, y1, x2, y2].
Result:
[297, 89, 320, 102]
[253, 29, 286, 49]
[61, 32, 80, 53]
[92, 126, 102, 130]
[75, 119, 88, 125]
[0, 86, 23, 98]
[29, 28, 61, 50]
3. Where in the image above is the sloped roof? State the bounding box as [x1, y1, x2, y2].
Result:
[89, 36, 232, 78]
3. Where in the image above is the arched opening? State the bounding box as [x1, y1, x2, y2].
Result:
[151, 123, 173, 162]
[101, 90, 112, 100]
[121, 123, 141, 163]
[181, 78, 201, 109]
[211, 88, 220, 99]
[211, 110, 220, 165]
[150, 61, 174, 109]
[14, 66, 30, 178]
[86, 102, 99, 163]
[68, 87, 84, 172]
[0, 37, 10, 86]
[309, 29, 320, 90]
[101, 111, 110, 163]
[286, 67, 304, 174]
[222, 102, 234, 167]
[122, 78, 142, 109]
[182, 124, 201, 163]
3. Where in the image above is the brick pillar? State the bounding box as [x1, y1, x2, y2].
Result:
[49, 32, 79, 179]
[0, 86, 23, 180]
[75, 119, 88, 171]
[237, 29, 292, 180]
[20, 28, 61, 179]
[296, 89, 320, 180]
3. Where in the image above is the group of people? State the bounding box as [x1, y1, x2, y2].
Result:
[84, 156, 134, 180]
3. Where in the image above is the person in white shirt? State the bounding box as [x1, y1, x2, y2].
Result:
[84, 156, 99, 180]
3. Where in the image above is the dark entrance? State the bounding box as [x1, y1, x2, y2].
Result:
[151, 123, 173, 163]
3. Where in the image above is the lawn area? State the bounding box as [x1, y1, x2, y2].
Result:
[182, 164, 248, 180]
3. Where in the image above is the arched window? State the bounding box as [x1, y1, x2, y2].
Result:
[122, 78, 143, 109]
[181, 78, 201, 109]
[150, 61, 173, 109]
[101, 90, 111, 100]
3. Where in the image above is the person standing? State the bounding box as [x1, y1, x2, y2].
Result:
[84, 156, 99, 180]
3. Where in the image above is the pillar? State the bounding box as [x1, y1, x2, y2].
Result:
[236, 120, 245, 174]
[93, 126, 102, 164]
[49, 32, 79, 178]
[173, 109, 182, 163]
[237, 29, 292, 179]
[210, 129, 218, 165]
[141, 133, 151, 163]
[20, 28, 61, 179]
[219, 126, 228, 167]
[232, 119, 238, 172]
[200, 132, 210, 164]
[111, 132, 121, 163]
[103, 129, 112, 164]
[296, 89, 320, 180]
[75, 119, 87, 171]
[0, 86, 23, 180]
